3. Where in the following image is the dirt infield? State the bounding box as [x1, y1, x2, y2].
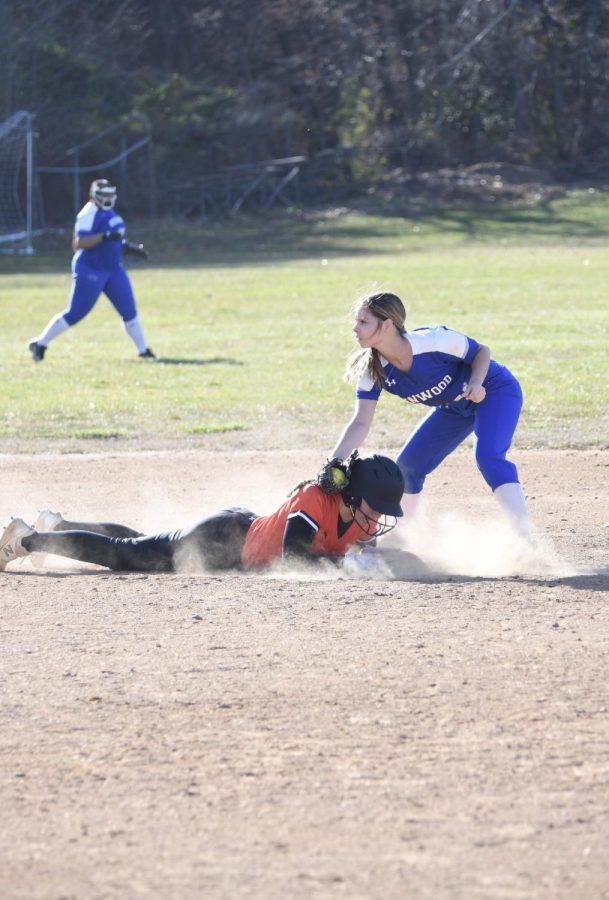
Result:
[1, 447, 608, 899]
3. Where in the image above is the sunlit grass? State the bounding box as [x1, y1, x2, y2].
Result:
[2, 190, 608, 449]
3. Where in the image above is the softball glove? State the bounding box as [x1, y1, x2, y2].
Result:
[122, 240, 148, 260]
[316, 450, 359, 494]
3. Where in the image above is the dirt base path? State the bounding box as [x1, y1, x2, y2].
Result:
[1, 448, 608, 899]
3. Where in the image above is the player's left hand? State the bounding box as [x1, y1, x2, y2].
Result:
[121, 240, 149, 261]
[462, 381, 486, 402]
[342, 550, 385, 577]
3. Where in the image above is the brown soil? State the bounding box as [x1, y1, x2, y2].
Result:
[1, 447, 608, 899]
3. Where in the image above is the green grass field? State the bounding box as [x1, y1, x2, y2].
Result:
[2, 189, 608, 449]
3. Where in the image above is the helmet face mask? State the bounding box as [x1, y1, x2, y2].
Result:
[90, 179, 117, 210]
[349, 503, 398, 538]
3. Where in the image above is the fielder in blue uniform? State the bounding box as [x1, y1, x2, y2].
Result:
[28, 179, 154, 362]
[330, 291, 531, 539]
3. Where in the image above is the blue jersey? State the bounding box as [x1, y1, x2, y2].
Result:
[356, 325, 516, 409]
[73, 201, 126, 271]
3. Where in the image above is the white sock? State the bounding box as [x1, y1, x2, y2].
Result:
[123, 315, 148, 354]
[401, 491, 423, 520]
[493, 482, 531, 539]
[396, 491, 423, 547]
[36, 314, 70, 346]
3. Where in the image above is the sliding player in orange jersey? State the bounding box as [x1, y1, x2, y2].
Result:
[1, 454, 403, 574]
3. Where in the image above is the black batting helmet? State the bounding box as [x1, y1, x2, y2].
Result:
[343, 454, 404, 517]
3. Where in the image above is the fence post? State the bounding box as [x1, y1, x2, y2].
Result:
[25, 113, 34, 254]
[147, 141, 157, 217]
[72, 152, 80, 219]
[120, 135, 127, 208]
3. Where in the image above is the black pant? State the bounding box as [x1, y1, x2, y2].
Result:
[23, 508, 258, 572]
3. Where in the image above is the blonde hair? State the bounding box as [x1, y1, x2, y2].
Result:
[344, 292, 406, 387]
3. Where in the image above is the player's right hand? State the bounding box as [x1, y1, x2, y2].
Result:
[462, 381, 486, 403]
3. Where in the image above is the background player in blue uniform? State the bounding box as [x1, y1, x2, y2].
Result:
[329, 291, 531, 539]
[28, 179, 154, 362]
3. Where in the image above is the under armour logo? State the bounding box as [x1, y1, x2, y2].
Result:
[385, 378, 397, 387]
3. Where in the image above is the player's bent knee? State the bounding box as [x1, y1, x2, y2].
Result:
[476, 455, 519, 491]
[396, 461, 425, 494]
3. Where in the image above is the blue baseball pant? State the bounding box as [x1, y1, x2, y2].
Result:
[63, 261, 137, 326]
[396, 380, 524, 494]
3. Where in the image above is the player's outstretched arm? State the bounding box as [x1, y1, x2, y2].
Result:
[330, 398, 377, 461]
[282, 513, 318, 562]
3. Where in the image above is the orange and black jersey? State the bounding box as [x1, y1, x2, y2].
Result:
[241, 482, 372, 570]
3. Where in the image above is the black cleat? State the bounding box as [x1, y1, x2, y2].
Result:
[138, 348, 156, 359]
[28, 340, 46, 362]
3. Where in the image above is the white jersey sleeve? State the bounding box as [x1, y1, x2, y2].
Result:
[355, 370, 381, 400]
[408, 325, 470, 360]
[75, 202, 97, 235]
[432, 325, 470, 358]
